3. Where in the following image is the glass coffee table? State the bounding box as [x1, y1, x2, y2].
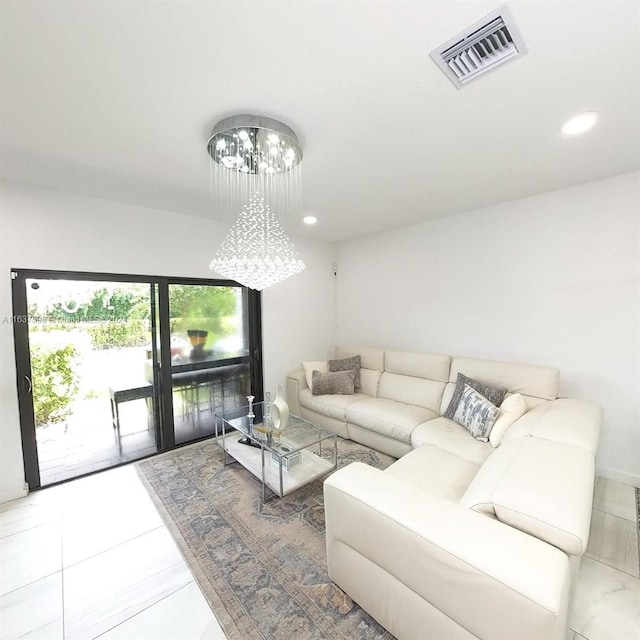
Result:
[214, 402, 338, 501]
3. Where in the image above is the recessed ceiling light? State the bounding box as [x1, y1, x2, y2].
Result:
[561, 111, 599, 136]
[302, 215, 317, 225]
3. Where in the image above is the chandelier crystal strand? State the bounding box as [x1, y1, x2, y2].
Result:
[210, 162, 301, 243]
[209, 194, 305, 291]
[207, 114, 305, 290]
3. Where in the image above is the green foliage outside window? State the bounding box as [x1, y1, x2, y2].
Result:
[45, 287, 151, 322]
[36, 284, 237, 346]
[86, 319, 149, 349]
[25, 282, 239, 428]
[30, 343, 80, 427]
[169, 285, 237, 343]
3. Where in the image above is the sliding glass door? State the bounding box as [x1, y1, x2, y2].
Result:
[12, 273, 162, 487]
[12, 270, 262, 489]
[168, 283, 252, 444]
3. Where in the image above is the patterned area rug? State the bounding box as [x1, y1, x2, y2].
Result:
[136, 437, 396, 640]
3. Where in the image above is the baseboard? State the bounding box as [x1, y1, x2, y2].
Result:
[0, 485, 29, 505]
[596, 465, 640, 489]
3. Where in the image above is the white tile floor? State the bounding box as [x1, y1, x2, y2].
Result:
[0, 464, 225, 640]
[0, 463, 638, 640]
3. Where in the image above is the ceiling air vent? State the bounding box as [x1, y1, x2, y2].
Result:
[430, 4, 527, 89]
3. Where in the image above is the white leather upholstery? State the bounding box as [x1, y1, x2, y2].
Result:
[347, 424, 413, 458]
[346, 398, 438, 443]
[299, 388, 368, 421]
[359, 368, 382, 397]
[411, 417, 495, 465]
[460, 436, 596, 555]
[384, 349, 451, 382]
[385, 444, 482, 501]
[299, 406, 349, 439]
[449, 357, 560, 401]
[325, 464, 571, 640]
[287, 346, 601, 640]
[378, 371, 446, 413]
[503, 398, 602, 455]
[329, 541, 479, 640]
[286, 369, 306, 417]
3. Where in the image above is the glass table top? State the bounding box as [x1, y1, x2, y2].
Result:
[215, 401, 334, 455]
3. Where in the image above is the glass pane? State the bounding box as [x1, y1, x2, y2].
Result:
[168, 284, 248, 364]
[218, 402, 332, 452]
[168, 283, 251, 444]
[26, 278, 159, 485]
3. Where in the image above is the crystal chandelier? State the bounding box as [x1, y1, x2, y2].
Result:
[207, 114, 305, 291]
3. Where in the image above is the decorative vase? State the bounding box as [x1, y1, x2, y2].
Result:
[271, 383, 289, 430]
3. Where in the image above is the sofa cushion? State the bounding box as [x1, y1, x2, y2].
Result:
[489, 393, 528, 447]
[378, 372, 446, 413]
[444, 373, 507, 420]
[385, 444, 481, 501]
[384, 350, 451, 382]
[328, 355, 361, 387]
[411, 417, 494, 465]
[460, 436, 596, 556]
[311, 370, 355, 395]
[346, 398, 438, 443]
[449, 357, 559, 401]
[452, 384, 501, 442]
[300, 388, 369, 421]
[302, 360, 328, 389]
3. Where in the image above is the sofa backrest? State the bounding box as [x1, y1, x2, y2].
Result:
[335, 345, 384, 397]
[440, 357, 560, 414]
[336, 345, 384, 371]
[502, 398, 602, 454]
[384, 349, 451, 381]
[460, 435, 596, 556]
[334, 347, 561, 417]
[379, 350, 451, 412]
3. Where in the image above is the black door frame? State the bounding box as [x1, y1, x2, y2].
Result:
[10, 268, 263, 489]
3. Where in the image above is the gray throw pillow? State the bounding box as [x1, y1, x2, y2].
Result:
[453, 384, 500, 442]
[311, 370, 355, 396]
[444, 372, 507, 419]
[328, 355, 361, 388]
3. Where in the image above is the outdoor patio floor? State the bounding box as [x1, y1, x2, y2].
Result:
[37, 396, 219, 486]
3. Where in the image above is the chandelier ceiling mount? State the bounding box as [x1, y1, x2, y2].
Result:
[207, 114, 303, 175]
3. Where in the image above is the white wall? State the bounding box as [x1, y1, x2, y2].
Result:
[336, 172, 640, 486]
[2, 173, 637, 498]
[0, 181, 335, 502]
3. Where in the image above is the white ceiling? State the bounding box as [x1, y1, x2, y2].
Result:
[1, 0, 639, 242]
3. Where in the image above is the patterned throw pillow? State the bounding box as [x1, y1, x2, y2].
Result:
[311, 370, 355, 396]
[444, 372, 507, 419]
[328, 355, 361, 388]
[453, 384, 500, 442]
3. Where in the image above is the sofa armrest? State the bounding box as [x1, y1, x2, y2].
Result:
[287, 369, 307, 416]
[324, 463, 570, 640]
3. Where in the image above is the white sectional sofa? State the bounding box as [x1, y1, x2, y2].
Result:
[287, 346, 602, 640]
